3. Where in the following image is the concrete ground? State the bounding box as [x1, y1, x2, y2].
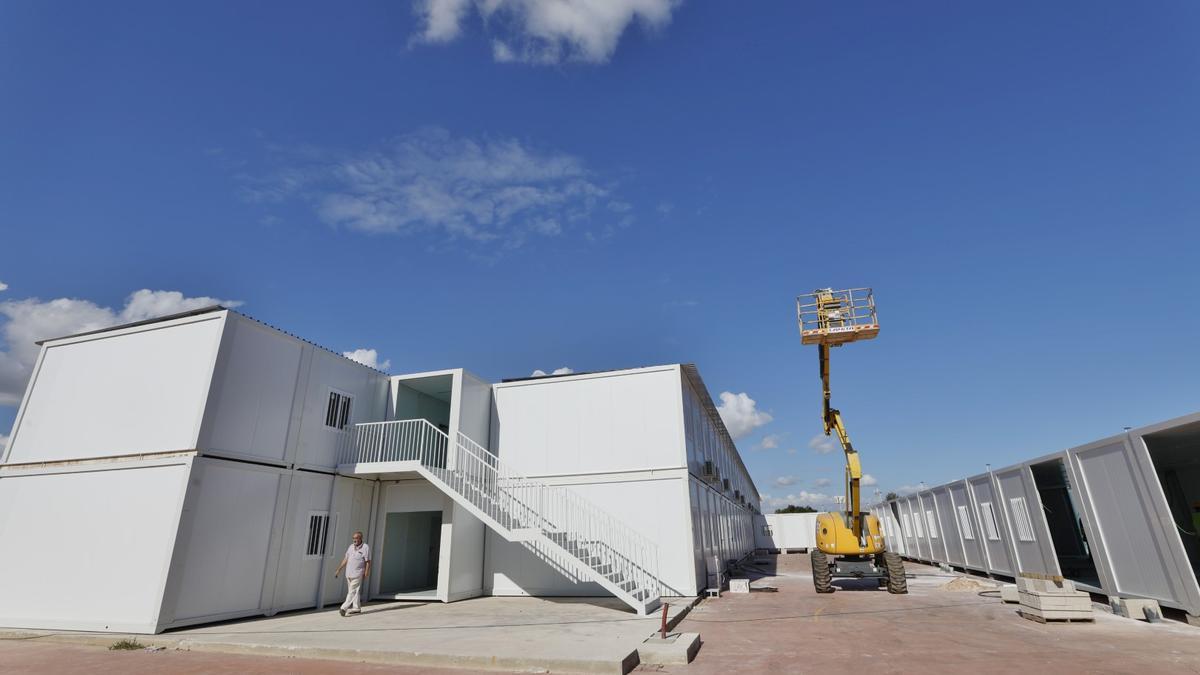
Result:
[661, 553, 1200, 674]
[6, 555, 1200, 674]
[0, 640, 469, 674]
[0, 595, 697, 674]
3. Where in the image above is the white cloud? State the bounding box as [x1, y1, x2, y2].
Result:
[761, 491, 834, 511]
[244, 129, 619, 249]
[342, 348, 392, 371]
[774, 475, 798, 487]
[809, 433, 837, 454]
[0, 281, 8, 292]
[813, 477, 832, 488]
[413, 0, 684, 65]
[895, 484, 920, 495]
[862, 474, 878, 487]
[0, 290, 241, 405]
[759, 433, 782, 450]
[715, 391, 773, 440]
[531, 367, 574, 377]
[413, 0, 472, 42]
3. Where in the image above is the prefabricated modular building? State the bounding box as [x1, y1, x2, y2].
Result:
[874, 413, 1200, 623]
[0, 307, 761, 633]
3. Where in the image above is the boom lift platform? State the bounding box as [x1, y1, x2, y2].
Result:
[797, 288, 907, 594]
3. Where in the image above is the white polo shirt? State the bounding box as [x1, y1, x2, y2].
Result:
[345, 542, 371, 579]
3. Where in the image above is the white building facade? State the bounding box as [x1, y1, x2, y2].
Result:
[0, 308, 760, 633]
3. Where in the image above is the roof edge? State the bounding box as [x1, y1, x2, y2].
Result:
[35, 305, 227, 345]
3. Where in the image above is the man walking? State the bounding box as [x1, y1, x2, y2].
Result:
[334, 531, 371, 616]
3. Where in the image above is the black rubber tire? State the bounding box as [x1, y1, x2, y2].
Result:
[884, 551, 908, 594]
[811, 549, 834, 594]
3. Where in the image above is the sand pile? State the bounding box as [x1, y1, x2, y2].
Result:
[939, 576, 996, 592]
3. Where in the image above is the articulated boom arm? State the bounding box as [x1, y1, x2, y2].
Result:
[819, 343, 863, 540]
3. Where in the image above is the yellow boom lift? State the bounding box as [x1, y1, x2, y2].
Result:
[797, 288, 907, 594]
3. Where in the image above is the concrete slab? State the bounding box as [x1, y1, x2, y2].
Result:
[1111, 597, 1163, 621]
[637, 632, 701, 665]
[1, 595, 698, 674]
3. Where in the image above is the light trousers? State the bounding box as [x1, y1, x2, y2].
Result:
[340, 576, 363, 612]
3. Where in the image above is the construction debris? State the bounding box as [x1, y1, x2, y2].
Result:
[1017, 575, 1094, 623]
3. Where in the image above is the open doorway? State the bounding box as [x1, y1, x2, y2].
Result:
[379, 511, 442, 596]
[1030, 459, 1100, 587]
[1143, 422, 1200, 582]
[393, 375, 452, 434]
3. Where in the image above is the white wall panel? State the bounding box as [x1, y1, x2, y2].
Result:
[916, 492, 946, 562]
[168, 458, 282, 622]
[202, 315, 302, 463]
[457, 371, 491, 447]
[492, 367, 685, 476]
[296, 350, 389, 469]
[488, 476, 695, 596]
[1070, 436, 1194, 607]
[948, 482, 986, 570]
[0, 462, 189, 632]
[966, 475, 1013, 575]
[902, 498, 924, 560]
[446, 501, 486, 601]
[7, 316, 223, 463]
[755, 513, 817, 551]
[995, 466, 1057, 576]
[271, 471, 335, 610]
[933, 488, 963, 566]
[323, 477, 376, 605]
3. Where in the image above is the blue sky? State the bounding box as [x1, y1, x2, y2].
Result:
[2, 1, 1199, 509]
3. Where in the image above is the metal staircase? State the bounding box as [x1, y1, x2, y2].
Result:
[337, 419, 662, 615]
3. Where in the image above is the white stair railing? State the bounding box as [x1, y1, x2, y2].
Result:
[335, 419, 448, 467]
[337, 419, 662, 608]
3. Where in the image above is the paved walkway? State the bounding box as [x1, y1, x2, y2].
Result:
[2, 595, 696, 674]
[662, 553, 1200, 674]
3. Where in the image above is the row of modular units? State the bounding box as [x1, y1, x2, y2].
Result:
[873, 411, 1200, 618]
[753, 512, 818, 552]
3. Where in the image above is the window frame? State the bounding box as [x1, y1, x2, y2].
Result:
[304, 510, 331, 558]
[979, 501, 1001, 541]
[1009, 496, 1036, 542]
[956, 504, 975, 540]
[325, 388, 354, 431]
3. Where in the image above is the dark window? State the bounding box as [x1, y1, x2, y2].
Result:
[306, 513, 330, 556]
[325, 391, 352, 430]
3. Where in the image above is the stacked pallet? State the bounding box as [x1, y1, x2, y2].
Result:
[1016, 574, 1094, 623]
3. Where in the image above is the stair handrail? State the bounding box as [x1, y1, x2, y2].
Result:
[337, 419, 662, 602]
[452, 430, 663, 601]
